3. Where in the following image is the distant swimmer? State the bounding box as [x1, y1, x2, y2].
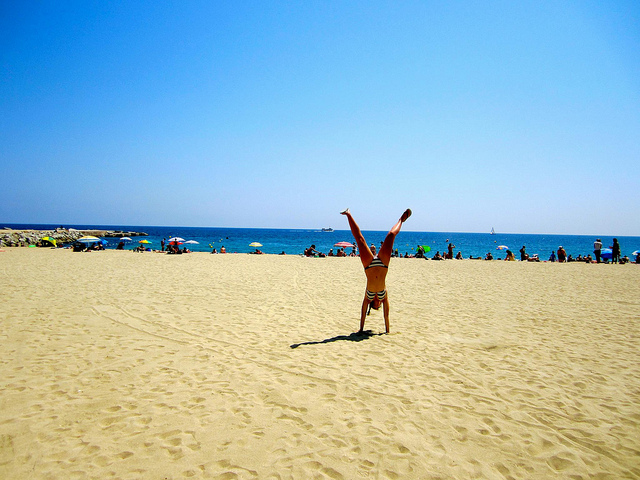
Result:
[341, 208, 412, 334]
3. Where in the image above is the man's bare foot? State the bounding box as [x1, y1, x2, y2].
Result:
[400, 209, 412, 222]
[340, 208, 350, 215]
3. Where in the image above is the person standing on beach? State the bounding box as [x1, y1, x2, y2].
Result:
[593, 238, 602, 263]
[341, 208, 412, 334]
[447, 243, 455, 259]
[520, 245, 527, 261]
[611, 238, 621, 264]
[161, 238, 165, 252]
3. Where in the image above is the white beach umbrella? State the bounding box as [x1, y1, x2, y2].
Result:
[77, 236, 101, 244]
[184, 240, 199, 244]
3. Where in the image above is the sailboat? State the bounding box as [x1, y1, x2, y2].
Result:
[490, 227, 495, 235]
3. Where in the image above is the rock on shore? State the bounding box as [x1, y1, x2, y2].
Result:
[0, 227, 148, 247]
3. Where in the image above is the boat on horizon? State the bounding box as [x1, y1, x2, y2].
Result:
[321, 227, 334, 232]
[491, 227, 495, 235]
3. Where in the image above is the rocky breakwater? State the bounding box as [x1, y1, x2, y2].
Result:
[0, 227, 148, 247]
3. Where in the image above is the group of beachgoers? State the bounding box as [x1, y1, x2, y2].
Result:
[72, 242, 105, 252]
[305, 240, 635, 265]
[304, 245, 355, 257]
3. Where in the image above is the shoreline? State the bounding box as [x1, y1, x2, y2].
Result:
[2, 246, 637, 265]
[2, 224, 638, 259]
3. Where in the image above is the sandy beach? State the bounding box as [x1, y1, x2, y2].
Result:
[1, 248, 639, 479]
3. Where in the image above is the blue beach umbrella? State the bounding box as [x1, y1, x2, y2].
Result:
[601, 248, 612, 260]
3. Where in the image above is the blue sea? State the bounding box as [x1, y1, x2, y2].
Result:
[4, 223, 639, 260]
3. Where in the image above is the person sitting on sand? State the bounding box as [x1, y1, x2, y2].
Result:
[505, 250, 515, 261]
[304, 244, 322, 257]
[341, 208, 411, 334]
[432, 251, 443, 260]
[557, 246, 567, 263]
[485, 252, 493, 260]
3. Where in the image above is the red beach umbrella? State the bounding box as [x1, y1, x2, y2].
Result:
[334, 241, 355, 248]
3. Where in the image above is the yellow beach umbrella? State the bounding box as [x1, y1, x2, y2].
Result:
[249, 242, 263, 247]
[41, 236, 57, 246]
[139, 239, 151, 244]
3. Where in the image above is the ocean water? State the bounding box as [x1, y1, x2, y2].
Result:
[4, 223, 640, 260]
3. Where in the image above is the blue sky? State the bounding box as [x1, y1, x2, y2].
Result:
[1, 1, 639, 235]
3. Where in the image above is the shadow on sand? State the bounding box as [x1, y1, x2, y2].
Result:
[290, 330, 384, 349]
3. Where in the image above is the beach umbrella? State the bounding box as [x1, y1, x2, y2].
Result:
[601, 248, 612, 260]
[632, 250, 640, 256]
[168, 237, 185, 243]
[77, 236, 101, 244]
[334, 241, 354, 248]
[496, 245, 508, 250]
[184, 240, 199, 244]
[120, 237, 132, 242]
[139, 239, 151, 244]
[41, 236, 57, 247]
[249, 242, 263, 247]
[421, 245, 431, 253]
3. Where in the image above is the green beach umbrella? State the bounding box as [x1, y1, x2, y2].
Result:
[421, 245, 431, 253]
